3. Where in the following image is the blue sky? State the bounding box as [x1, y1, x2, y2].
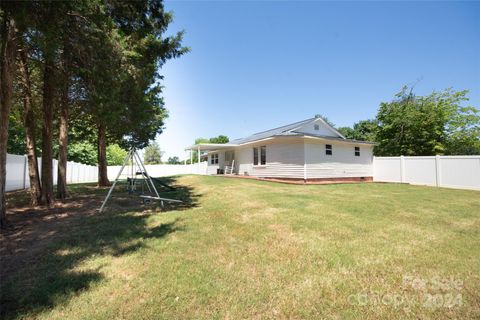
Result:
[156, 1, 480, 160]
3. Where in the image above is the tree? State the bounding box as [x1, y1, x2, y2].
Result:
[91, 0, 187, 185]
[18, 39, 41, 205]
[375, 86, 479, 156]
[337, 126, 355, 139]
[338, 120, 378, 142]
[1, 0, 187, 226]
[144, 142, 163, 164]
[167, 156, 181, 165]
[352, 120, 378, 142]
[68, 142, 97, 166]
[107, 144, 128, 165]
[209, 135, 229, 144]
[0, 4, 18, 227]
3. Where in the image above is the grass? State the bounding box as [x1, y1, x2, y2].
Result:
[1, 175, 479, 319]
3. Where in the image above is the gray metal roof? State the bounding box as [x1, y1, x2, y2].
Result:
[277, 132, 375, 145]
[229, 117, 316, 144]
[189, 117, 374, 150]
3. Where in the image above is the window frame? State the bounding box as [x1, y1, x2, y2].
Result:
[354, 146, 360, 157]
[210, 153, 219, 164]
[314, 124, 320, 131]
[325, 144, 332, 156]
[260, 146, 266, 165]
[253, 146, 267, 166]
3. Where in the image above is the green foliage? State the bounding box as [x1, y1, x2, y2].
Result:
[352, 120, 378, 142]
[167, 156, 182, 165]
[375, 87, 480, 156]
[106, 144, 128, 166]
[337, 126, 355, 139]
[209, 135, 229, 144]
[144, 141, 163, 164]
[7, 112, 26, 155]
[338, 120, 378, 142]
[68, 142, 97, 166]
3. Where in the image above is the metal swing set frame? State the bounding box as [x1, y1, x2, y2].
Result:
[99, 147, 182, 213]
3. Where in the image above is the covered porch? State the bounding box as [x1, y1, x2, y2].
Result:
[186, 143, 238, 175]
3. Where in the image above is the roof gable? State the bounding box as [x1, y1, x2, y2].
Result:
[229, 117, 315, 144]
[290, 117, 345, 138]
[228, 116, 346, 145]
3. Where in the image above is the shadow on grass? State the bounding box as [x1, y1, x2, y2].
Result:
[100, 176, 200, 214]
[0, 176, 198, 319]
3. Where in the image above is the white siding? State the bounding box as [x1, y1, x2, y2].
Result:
[207, 151, 226, 174]
[305, 140, 373, 178]
[236, 138, 305, 178]
[204, 138, 374, 179]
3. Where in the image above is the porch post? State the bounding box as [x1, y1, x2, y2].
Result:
[190, 149, 192, 164]
[197, 147, 200, 164]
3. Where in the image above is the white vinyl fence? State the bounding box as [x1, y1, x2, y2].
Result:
[107, 161, 208, 181]
[373, 155, 480, 191]
[6, 153, 98, 192]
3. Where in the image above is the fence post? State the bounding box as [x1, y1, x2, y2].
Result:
[435, 155, 441, 187]
[23, 155, 28, 189]
[372, 156, 376, 181]
[400, 155, 405, 183]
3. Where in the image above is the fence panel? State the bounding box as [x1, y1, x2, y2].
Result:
[6, 154, 26, 192]
[372, 157, 402, 183]
[5, 153, 98, 192]
[374, 155, 480, 191]
[404, 157, 437, 186]
[107, 162, 208, 180]
[440, 156, 480, 190]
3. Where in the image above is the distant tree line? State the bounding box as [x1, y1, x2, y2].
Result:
[0, 0, 188, 227]
[337, 87, 480, 156]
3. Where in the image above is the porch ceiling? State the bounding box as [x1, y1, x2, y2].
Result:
[186, 143, 238, 151]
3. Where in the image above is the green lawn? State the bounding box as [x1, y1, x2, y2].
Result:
[1, 175, 479, 319]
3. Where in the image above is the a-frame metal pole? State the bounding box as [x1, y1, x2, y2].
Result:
[99, 148, 133, 213]
[132, 149, 164, 207]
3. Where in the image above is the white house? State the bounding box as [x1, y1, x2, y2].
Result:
[188, 116, 374, 182]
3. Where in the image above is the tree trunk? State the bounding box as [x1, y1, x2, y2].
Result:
[57, 49, 69, 200]
[97, 123, 110, 186]
[40, 51, 55, 206]
[18, 43, 42, 206]
[0, 14, 17, 228]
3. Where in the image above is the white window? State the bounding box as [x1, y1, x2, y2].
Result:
[260, 146, 266, 165]
[253, 146, 266, 165]
[325, 144, 332, 155]
[314, 124, 320, 131]
[355, 147, 360, 157]
[210, 153, 219, 164]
